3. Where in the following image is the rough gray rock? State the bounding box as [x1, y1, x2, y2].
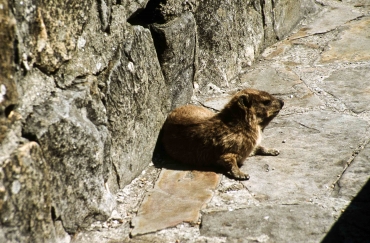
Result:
[194, 0, 318, 87]
[22, 86, 115, 233]
[1, 0, 169, 240]
[105, 25, 170, 188]
[0, 142, 55, 243]
[150, 12, 196, 108]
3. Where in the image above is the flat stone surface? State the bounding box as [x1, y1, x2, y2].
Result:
[131, 169, 220, 236]
[293, 0, 363, 37]
[201, 204, 334, 242]
[322, 180, 370, 243]
[202, 66, 323, 112]
[240, 111, 369, 203]
[320, 17, 370, 63]
[322, 143, 370, 243]
[337, 143, 370, 201]
[201, 95, 232, 111]
[238, 66, 324, 110]
[319, 65, 370, 114]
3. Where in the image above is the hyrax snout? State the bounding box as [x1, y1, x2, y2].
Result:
[161, 88, 284, 180]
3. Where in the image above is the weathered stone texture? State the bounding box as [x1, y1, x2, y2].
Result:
[194, 0, 318, 87]
[105, 25, 170, 187]
[9, 0, 93, 74]
[320, 66, 370, 114]
[194, 0, 264, 87]
[131, 169, 220, 236]
[22, 86, 115, 233]
[320, 17, 370, 63]
[201, 204, 334, 242]
[150, 12, 196, 109]
[0, 142, 55, 242]
[0, 0, 316, 241]
[1, 0, 168, 240]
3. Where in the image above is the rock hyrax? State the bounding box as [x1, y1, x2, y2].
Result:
[161, 88, 284, 180]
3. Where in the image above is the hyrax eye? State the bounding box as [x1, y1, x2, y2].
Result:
[262, 100, 272, 106]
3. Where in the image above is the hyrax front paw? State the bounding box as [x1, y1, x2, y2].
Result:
[231, 168, 250, 180]
[266, 148, 280, 156]
[254, 146, 280, 156]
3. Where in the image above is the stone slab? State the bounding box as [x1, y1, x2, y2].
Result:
[200, 204, 334, 242]
[292, 0, 363, 38]
[320, 17, 370, 63]
[321, 179, 370, 243]
[322, 142, 370, 242]
[239, 66, 323, 109]
[319, 65, 370, 113]
[337, 143, 370, 201]
[201, 95, 231, 111]
[203, 66, 323, 112]
[131, 169, 220, 236]
[240, 110, 369, 203]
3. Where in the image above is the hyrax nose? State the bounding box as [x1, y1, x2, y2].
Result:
[279, 99, 284, 107]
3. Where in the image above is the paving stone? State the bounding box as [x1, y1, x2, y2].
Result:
[320, 17, 370, 63]
[319, 65, 370, 113]
[341, 0, 370, 11]
[240, 111, 369, 203]
[238, 67, 302, 95]
[293, 0, 363, 38]
[200, 204, 334, 242]
[131, 169, 220, 236]
[321, 180, 370, 243]
[261, 1, 363, 66]
[239, 66, 323, 109]
[201, 96, 231, 111]
[322, 144, 370, 243]
[337, 143, 370, 201]
[71, 223, 130, 243]
[203, 66, 323, 112]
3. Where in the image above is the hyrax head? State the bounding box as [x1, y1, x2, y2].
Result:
[224, 88, 284, 129]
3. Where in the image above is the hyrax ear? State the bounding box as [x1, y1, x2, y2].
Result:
[238, 94, 252, 109]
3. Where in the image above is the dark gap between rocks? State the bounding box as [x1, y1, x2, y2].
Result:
[51, 206, 60, 221]
[5, 104, 16, 118]
[21, 129, 39, 143]
[127, 0, 166, 26]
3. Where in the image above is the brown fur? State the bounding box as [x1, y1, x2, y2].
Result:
[161, 88, 284, 180]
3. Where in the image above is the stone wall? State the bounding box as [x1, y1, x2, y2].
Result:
[0, 0, 317, 241]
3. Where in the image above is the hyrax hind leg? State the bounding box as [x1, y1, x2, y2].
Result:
[250, 145, 280, 156]
[217, 153, 250, 180]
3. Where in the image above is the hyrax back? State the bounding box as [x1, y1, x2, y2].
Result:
[162, 88, 284, 180]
